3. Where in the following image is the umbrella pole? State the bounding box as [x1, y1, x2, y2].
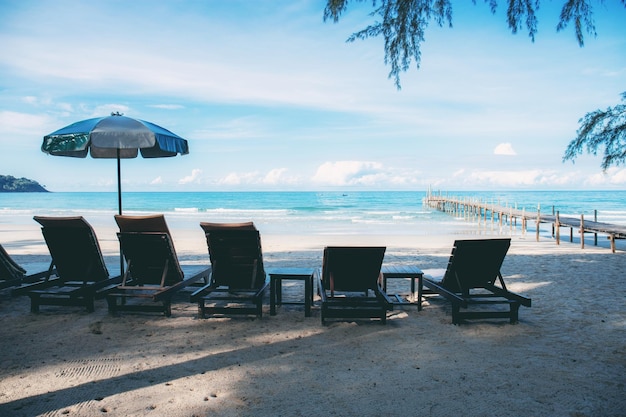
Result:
[117, 150, 124, 275]
[117, 150, 122, 215]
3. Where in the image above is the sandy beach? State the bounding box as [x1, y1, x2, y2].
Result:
[1, 223, 625, 417]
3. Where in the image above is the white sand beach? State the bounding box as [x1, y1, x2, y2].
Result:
[1, 224, 625, 417]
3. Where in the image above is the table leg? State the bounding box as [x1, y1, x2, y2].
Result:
[417, 275, 423, 311]
[304, 273, 312, 317]
[270, 276, 277, 316]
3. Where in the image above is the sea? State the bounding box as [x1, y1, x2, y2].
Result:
[1, 190, 625, 239]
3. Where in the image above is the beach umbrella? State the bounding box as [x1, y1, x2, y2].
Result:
[42, 112, 189, 215]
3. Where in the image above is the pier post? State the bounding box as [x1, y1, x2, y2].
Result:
[556, 211, 561, 245]
[484, 200, 488, 224]
[536, 206, 541, 242]
[610, 235, 616, 253]
[594, 210, 598, 246]
[580, 214, 585, 249]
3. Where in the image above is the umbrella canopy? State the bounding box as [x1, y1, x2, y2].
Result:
[43, 112, 188, 158]
[42, 112, 189, 214]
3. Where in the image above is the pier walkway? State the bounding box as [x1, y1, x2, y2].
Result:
[424, 194, 626, 253]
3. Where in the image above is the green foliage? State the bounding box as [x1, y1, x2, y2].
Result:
[324, 0, 625, 89]
[0, 175, 48, 192]
[563, 93, 626, 170]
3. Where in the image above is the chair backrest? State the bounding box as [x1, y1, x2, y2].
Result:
[321, 246, 386, 292]
[114, 214, 184, 286]
[115, 214, 172, 234]
[0, 243, 26, 281]
[200, 221, 257, 232]
[117, 232, 184, 286]
[33, 216, 109, 282]
[441, 238, 511, 293]
[201, 223, 265, 289]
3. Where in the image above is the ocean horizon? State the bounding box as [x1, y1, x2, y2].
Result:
[2, 190, 625, 240]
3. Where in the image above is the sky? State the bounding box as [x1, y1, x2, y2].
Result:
[1, 0, 625, 192]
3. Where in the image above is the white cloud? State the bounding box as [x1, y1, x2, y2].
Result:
[215, 169, 300, 187]
[608, 168, 626, 184]
[494, 143, 517, 156]
[465, 170, 553, 187]
[218, 171, 260, 186]
[263, 168, 287, 185]
[312, 161, 385, 186]
[585, 168, 626, 186]
[150, 176, 163, 185]
[179, 169, 202, 184]
[0, 111, 53, 135]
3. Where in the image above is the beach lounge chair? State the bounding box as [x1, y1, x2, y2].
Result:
[0, 243, 53, 290]
[190, 222, 268, 318]
[103, 214, 210, 316]
[11, 216, 122, 313]
[422, 238, 531, 324]
[317, 246, 393, 324]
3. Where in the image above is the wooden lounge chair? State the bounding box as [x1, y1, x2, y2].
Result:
[11, 216, 122, 313]
[190, 222, 268, 318]
[0, 243, 52, 290]
[422, 238, 531, 324]
[317, 246, 393, 324]
[103, 214, 210, 316]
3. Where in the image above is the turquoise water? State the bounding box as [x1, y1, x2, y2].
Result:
[1, 190, 625, 236]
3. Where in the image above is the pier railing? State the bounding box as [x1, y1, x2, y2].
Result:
[424, 193, 626, 253]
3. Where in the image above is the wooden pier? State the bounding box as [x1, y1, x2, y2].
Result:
[424, 194, 626, 253]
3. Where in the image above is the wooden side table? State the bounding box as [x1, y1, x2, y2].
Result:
[381, 265, 423, 310]
[268, 268, 315, 317]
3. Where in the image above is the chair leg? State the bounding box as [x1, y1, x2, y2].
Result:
[86, 297, 95, 313]
[451, 303, 461, 325]
[197, 301, 205, 319]
[164, 301, 172, 317]
[30, 295, 40, 313]
[106, 296, 117, 315]
[510, 302, 521, 324]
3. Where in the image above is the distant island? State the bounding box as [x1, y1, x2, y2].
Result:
[0, 175, 48, 192]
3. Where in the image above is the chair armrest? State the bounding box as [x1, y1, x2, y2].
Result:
[317, 269, 328, 302]
[95, 282, 123, 299]
[422, 277, 468, 307]
[22, 268, 58, 284]
[373, 284, 395, 310]
[11, 277, 64, 296]
[190, 281, 217, 302]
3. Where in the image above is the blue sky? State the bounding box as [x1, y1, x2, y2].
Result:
[1, 0, 625, 192]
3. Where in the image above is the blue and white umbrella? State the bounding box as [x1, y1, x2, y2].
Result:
[42, 112, 189, 214]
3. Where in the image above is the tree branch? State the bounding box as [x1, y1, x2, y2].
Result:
[563, 93, 626, 170]
[323, 0, 624, 89]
